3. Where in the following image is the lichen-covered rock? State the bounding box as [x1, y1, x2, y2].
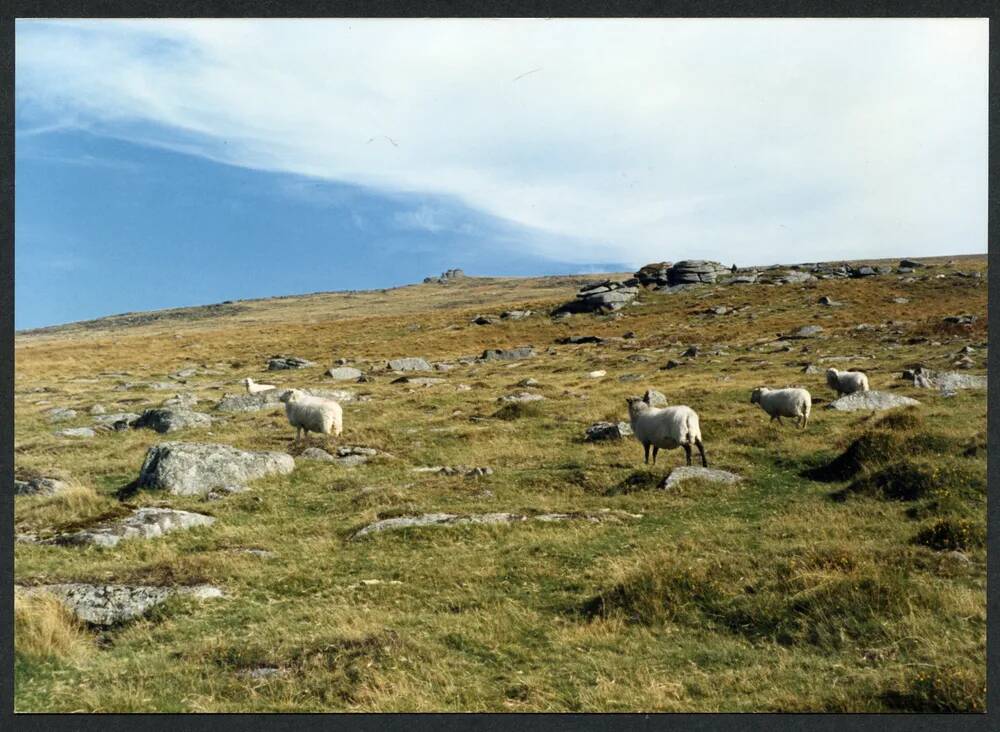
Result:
[54, 427, 95, 438]
[136, 442, 295, 496]
[19, 583, 223, 626]
[326, 366, 363, 381]
[55, 507, 215, 548]
[482, 347, 536, 361]
[267, 355, 316, 370]
[46, 407, 77, 422]
[661, 466, 741, 491]
[132, 408, 213, 434]
[351, 509, 641, 539]
[584, 421, 633, 442]
[826, 391, 921, 412]
[387, 357, 432, 372]
[14, 476, 71, 497]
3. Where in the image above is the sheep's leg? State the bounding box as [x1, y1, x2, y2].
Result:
[773, 415, 782, 425]
[696, 438, 708, 468]
[683, 443, 692, 466]
[295, 426, 302, 443]
[651, 446, 659, 465]
[643, 443, 650, 465]
[800, 413, 808, 430]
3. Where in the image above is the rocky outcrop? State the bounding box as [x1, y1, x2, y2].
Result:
[424, 268, 466, 284]
[136, 442, 295, 497]
[552, 280, 640, 316]
[666, 260, 727, 285]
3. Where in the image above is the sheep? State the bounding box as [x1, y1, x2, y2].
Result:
[750, 387, 811, 429]
[825, 367, 869, 396]
[243, 377, 276, 395]
[278, 388, 342, 443]
[625, 397, 707, 468]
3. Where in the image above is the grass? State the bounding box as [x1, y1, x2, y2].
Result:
[13, 254, 987, 711]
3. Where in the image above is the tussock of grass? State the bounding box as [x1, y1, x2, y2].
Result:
[492, 402, 544, 421]
[911, 519, 985, 552]
[834, 459, 982, 503]
[604, 469, 662, 496]
[881, 666, 986, 712]
[582, 549, 916, 650]
[14, 589, 90, 662]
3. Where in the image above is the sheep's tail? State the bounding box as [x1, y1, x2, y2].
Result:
[332, 406, 343, 437]
[685, 411, 702, 445]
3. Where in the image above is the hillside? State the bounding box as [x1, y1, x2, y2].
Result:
[13, 254, 987, 712]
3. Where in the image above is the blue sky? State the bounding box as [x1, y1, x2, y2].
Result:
[15, 19, 988, 329]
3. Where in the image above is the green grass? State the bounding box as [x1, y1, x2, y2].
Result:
[14, 255, 987, 711]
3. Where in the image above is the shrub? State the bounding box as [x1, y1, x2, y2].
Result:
[14, 589, 89, 662]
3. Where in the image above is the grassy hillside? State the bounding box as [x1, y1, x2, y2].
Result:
[14, 255, 987, 712]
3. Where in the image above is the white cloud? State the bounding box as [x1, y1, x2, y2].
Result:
[15, 18, 988, 266]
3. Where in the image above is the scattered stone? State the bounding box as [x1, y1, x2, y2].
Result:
[662, 360, 681, 370]
[660, 466, 741, 491]
[499, 392, 545, 403]
[933, 372, 987, 391]
[136, 442, 295, 497]
[326, 366, 363, 381]
[471, 315, 495, 325]
[500, 309, 532, 320]
[46, 407, 77, 422]
[433, 362, 455, 372]
[518, 378, 540, 387]
[93, 412, 140, 426]
[162, 393, 199, 409]
[169, 367, 198, 380]
[351, 509, 640, 539]
[299, 447, 335, 462]
[622, 331, 636, 339]
[784, 325, 824, 339]
[588, 370, 607, 378]
[387, 357, 432, 372]
[335, 446, 379, 467]
[826, 391, 921, 412]
[643, 389, 669, 407]
[54, 427, 95, 438]
[132, 408, 213, 434]
[892, 297, 909, 304]
[14, 476, 71, 497]
[944, 315, 976, 326]
[557, 335, 604, 345]
[899, 259, 927, 269]
[619, 374, 642, 383]
[481, 346, 535, 361]
[681, 345, 699, 358]
[802, 364, 821, 374]
[412, 465, 494, 478]
[584, 421, 633, 442]
[89, 404, 106, 415]
[817, 296, 841, 306]
[19, 583, 223, 627]
[391, 376, 446, 386]
[54, 507, 215, 548]
[267, 355, 317, 370]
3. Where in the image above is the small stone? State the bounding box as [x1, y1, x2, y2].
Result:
[660, 466, 741, 491]
[588, 370, 607, 378]
[584, 421, 633, 442]
[326, 366, 363, 381]
[54, 427, 95, 438]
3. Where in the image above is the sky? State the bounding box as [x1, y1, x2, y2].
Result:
[15, 18, 988, 329]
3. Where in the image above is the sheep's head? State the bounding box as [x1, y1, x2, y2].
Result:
[625, 396, 649, 418]
[750, 387, 768, 405]
[278, 389, 300, 404]
[825, 368, 839, 388]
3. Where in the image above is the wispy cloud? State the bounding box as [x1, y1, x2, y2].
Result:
[15, 18, 988, 266]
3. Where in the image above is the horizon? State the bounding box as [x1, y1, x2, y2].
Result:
[15, 18, 988, 330]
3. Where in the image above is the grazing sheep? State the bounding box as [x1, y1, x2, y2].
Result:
[243, 377, 276, 395]
[825, 368, 870, 396]
[625, 397, 707, 468]
[279, 389, 343, 443]
[750, 387, 811, 429]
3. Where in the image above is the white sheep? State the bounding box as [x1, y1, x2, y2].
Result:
[278, 388, 343, 443]
[825, 368, 869, 396]
[625, 397, 707, 467]
[243, 377, 276, 395]
[750, 387, 811, 429]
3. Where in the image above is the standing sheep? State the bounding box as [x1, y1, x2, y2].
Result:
[825, 368, 869, 396]
[278, 389, 343, 443]
[243, 377, 277, 394]
[750, 387, 811, 429]
[625, 397, 707, 468]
